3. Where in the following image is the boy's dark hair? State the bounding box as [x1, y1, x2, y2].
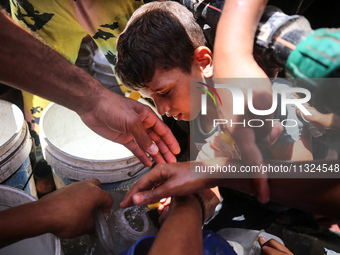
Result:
[115, 1, 206, 90]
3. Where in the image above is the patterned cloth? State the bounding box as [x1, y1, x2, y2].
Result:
[10, 0, 144, 136]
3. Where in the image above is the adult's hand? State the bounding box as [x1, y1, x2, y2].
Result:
[39, 179, 113, 238]
[80, 90, 180, 166]
[0, 10, 180, 167]
[120, 161, 210, 208]
[0, 179, 112, 248]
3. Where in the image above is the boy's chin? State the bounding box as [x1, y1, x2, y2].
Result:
[187, 114, 199, 121]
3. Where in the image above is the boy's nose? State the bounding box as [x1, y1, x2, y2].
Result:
[155, 100, 170, 116]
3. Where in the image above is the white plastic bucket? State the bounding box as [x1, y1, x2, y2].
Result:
[39, 103, 148, 190]
[217, 228, 285, 255]
[0, 185, 62, 255]
[0, 100, 36, 197]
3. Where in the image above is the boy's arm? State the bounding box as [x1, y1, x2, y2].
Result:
[297, 106, 340, 132]
[148, 195, 203, 255]
[214, 0, 279, 203]
[270, 136, 313, 161]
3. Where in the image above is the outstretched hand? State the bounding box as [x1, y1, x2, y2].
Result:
[39, 179, 113, 238]
[0, 179, 113, 248]
[120, 161, 209, 208]
[80, 91, 180, 166]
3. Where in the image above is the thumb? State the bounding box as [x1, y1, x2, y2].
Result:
[132, 187, 168, 206]
[99, 191, 113, 214]
[258, 236, 268, 246]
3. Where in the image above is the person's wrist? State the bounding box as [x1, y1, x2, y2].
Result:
[76, 79, 108, 116]
[23, 199, 58, 236]
[329, 113, 340, 131]
[35, 198, 66, 236]
[196, 187, 220, 223]
[193, 193, 206, 224]
[171, 195, 203, 222]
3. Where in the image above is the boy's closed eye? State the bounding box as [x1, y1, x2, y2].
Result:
[159, 89, 171, 97]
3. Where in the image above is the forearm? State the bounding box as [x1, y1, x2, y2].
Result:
[270, 137, 313, 161]
[201, 158, 340, 219]
[148, 195, 203, 255]
[0, 10, 104, 115]
[214, 0, 268, 78]
[0, 201, 54, 248]
[329, 113, 340, 132]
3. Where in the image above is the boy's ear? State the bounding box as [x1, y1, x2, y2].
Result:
[193, 46, 213, 78]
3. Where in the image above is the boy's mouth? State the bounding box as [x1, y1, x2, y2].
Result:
[173, 113, 183, 121]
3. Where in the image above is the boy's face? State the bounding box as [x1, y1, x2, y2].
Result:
[139, 67, 202, 121]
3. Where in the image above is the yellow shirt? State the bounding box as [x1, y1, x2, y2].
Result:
[10, 0, 144, 135]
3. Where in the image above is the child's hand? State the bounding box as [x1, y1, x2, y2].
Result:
[196, 132, 239, 161]
[157, 197, 171, 224]
[259, 237, 293, 255]
[296, 102, 333, 131]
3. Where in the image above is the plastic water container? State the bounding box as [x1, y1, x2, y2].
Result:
[39, 103, 149, 190]
[217, 228, 285, 255]
[120, 230, 239, 255]
[0, 100, 36, 197]
[61, 190, 157, 255]
[0, 185, 61, 255]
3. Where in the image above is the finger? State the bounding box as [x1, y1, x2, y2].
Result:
[158, 204, 165, 211]
[105, 130, 154, 167]
[197, 144, 213, 161]
[120, 168, 165, 208]
[123, 138, 153, 167]
[129, 116, 161, 157]
[86, 178, 102, 188]
[232, 129, 270, 203]
[132, 185, 171, 206]
[162, 197, 171, 207]
[259, 236, 267, 246]
[80, 121, 152, 165]
[99, 191, 114, 213]
[158, 206, 170, 225]
[147, 130, 177, 163]
[196, 151, 208, 161]
[150, 152, 167, 165]
[261, 238, 291, 253]
[148, 116, 181, 155]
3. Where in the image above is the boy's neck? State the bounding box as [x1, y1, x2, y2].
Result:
[199, 99, 219, 133]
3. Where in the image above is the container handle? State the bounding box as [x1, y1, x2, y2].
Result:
[22, 137, 36, 191]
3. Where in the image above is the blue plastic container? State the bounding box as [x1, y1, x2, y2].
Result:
[0, 100, 36, 197]
[120, 235, 156, 255]
[203, 230, 237, 255]
[120, 231, 238, 255]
